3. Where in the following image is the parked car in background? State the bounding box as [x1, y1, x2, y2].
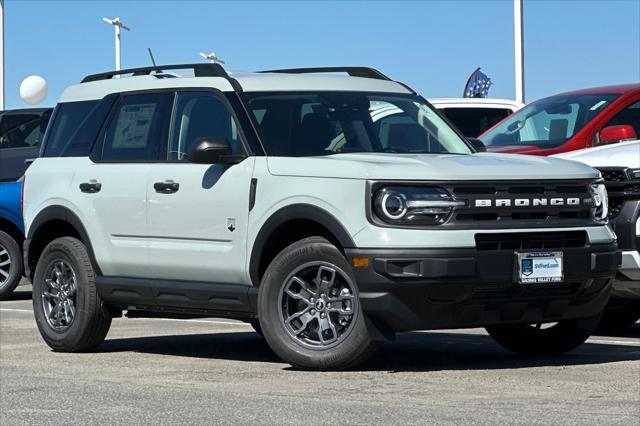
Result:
[0, 179, 25, 299]
[479, 84, 640, 156]
[554, 140, 640, 330]
[0, 108, 52, 181]
[429, 98, 523, 138]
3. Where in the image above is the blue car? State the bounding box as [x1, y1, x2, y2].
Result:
[0, 179, 24, 298]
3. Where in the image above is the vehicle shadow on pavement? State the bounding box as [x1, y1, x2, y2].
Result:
[97, 329, 639, 372]
[3, 289, 31, 301]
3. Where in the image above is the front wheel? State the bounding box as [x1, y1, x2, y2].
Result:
[32, 237, 112, 352]
[486, 315, 601, 356]
[258, 237, 380, 370]
[599, 298, 640, 331]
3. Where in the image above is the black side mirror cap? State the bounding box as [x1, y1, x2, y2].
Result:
[467, 138, 487, 152]
[188, 138, 243, 164]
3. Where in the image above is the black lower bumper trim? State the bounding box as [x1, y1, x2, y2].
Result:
[347, 243, 619, 331]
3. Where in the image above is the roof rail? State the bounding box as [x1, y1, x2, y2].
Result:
[259, 66, 391, 81]
[80, 63, 243, 91]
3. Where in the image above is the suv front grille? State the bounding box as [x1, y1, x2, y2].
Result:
[598, 167, 640, 220]
[475, 231, 587, 251]
[449, 181, 595, 228]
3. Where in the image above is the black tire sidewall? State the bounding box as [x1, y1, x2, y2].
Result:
[258, 238, 374, 370]
[0, 230, 23, 299]
[32, 237, 107, 351]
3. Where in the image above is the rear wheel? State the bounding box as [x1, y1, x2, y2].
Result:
[258, 237, 380, 370]
[486, 315, 601, 356]
[32, 237, 111, 352]
[0, 230, 23, 300]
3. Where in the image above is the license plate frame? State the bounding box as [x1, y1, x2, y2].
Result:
[515, 251, 564, 284]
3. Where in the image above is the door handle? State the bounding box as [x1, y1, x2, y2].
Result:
[154, 180, 180, 194]
[79, 180, 102, 193]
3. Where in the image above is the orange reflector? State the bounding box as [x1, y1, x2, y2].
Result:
[352, 257, 369, 268]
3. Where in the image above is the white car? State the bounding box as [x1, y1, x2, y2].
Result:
[554, 141, 640, 329]
[429, 98, 524, 138]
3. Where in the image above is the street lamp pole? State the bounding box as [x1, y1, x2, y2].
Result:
[102, 17, 130, 72]
[514, 0, 525, 103]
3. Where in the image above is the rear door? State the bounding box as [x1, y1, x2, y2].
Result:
[70, 92, 173, 277]
[146, 90, 254, 284]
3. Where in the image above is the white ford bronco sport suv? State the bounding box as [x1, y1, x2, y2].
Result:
[23, 64, 620, 370]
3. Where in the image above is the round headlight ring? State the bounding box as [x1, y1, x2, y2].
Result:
[381, 192, 407, 220]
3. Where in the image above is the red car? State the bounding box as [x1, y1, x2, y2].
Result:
[479, 84, 640, 155]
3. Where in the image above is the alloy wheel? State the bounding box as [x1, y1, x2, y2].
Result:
[41, 260, 78, 331]
[0, 243, 11, 288]
[278, 261, 358, 349]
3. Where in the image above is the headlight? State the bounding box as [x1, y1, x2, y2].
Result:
[590, 182, 609, 222]
[373, 186, 465, 225]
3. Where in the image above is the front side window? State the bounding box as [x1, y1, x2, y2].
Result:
[0, 112, 50, 150]
[604, 100, 640, 137]
[480, 93, 621, 149]
[245, 92, 472, 156]
[101, 93, 172, 161]
[441, 107, 512, 138]
[169, 92, 241, 160]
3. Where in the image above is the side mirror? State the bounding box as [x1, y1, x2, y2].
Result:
[467, 138, 487, 152]
[188, 138, 241, 164]
[599, 125, 637, 145]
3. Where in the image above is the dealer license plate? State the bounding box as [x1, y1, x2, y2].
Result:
[516, 251, 563, 284]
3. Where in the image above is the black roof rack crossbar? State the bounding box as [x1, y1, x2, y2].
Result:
[259, 66, 391, 81]
[81, 63, 243, 91]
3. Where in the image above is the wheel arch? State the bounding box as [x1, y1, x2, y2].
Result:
[249, 204, 355, 287]
[26, 205, 100, 279]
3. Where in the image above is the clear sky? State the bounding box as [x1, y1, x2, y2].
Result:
[4, 0, 640, 108]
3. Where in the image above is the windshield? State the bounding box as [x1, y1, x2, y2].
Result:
[480, 93, 620, 149]
[244, 92, 472, 156]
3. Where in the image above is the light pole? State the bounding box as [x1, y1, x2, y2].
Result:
[102, 17, 130, 72]
[514, 0, 525, 103]
[1, 0, 5, 110]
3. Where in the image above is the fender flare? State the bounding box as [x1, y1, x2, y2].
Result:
[249, 203, 355, 286]
[26, 205, 101, 275]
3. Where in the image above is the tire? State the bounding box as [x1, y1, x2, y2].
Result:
[258, 237, 380, 370]
[249, 319, 263, 337]
[0, 230, 23, 300]
[32, 237, 111, 352]
[599, 299, 640, 331]
[486, 315, 601, 356]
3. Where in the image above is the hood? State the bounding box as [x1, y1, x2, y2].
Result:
[485, 145, 543, 154]
[552, 140, 640, 168]
[266, 152, 600, 181]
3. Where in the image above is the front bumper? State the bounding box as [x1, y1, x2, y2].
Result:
[609, 200, 640, 300]
[346, 242, 620, 331]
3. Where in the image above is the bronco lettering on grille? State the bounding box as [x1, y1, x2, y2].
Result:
[474, 198, 581, 208]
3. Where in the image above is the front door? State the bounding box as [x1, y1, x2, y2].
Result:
[146, 91, 254, 284]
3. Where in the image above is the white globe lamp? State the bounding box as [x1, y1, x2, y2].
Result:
[19, 75, 48, 105]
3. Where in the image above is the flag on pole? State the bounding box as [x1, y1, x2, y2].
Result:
[463, 67, 493, 98]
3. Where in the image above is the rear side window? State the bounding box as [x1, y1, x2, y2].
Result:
[100, 93, 172, 161]
[441, 107, 512, 137]
[43, 101, 99, 157]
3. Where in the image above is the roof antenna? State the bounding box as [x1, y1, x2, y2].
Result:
[147, 48, 157, 67]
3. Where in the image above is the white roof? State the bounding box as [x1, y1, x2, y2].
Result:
[59, 71, 411, 103]
[429, 98, 524, 110]
[552, 140, 640, 169]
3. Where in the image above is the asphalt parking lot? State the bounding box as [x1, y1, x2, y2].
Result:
[1, 282, 639, 425]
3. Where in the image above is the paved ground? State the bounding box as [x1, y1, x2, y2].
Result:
[1, 283, 639, 425]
